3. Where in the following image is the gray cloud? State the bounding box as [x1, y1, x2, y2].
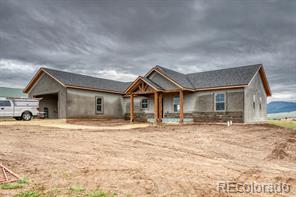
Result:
[0, 0, 295, 101]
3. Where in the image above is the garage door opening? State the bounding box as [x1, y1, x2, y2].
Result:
[35, 93, 59, 119]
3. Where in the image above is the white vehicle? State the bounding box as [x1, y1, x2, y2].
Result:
[0, 98, 39, 121]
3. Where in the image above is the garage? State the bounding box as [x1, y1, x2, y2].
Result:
[35, 93, 59, 119]
[23, 69, 67, 119]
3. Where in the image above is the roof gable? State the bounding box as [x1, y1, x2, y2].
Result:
[125, 76, 163, 94]
[155, 66, 194, 89]
[147, 71, 179, 90]
[145, 66, 193, 90]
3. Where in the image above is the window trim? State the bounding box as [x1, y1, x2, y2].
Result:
[95, 96, 104, 114]
[214, 92, 226, 112]
[141, 98, 148, 109]
[173, 95, 180, 113]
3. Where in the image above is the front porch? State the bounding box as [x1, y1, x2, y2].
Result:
[125, 76, 189, 124]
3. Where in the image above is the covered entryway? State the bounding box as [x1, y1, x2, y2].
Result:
[125, 77, 185, 124]
[34, 93, 59, 119]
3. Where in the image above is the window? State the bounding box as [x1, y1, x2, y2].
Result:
[96, 97, 103, 113]
[258, 91, 262, 110]
[0, 101, 11, 107]
[173, 96, 180, 112]
[141, 98, 148, 109]
[253, 94, 256, 109]
[215, 93, 225, 111]
[44, 107, 49, 118]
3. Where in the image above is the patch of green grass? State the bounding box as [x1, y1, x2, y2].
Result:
[0, 177, 29, 190]
[69, 185, 85, 193]
[87, 189, 117, 197]
[13, 190, 40, 197]
[268, 120, 296, 129]
[17, 177, 29, 184]
[0, 182, 24, 189]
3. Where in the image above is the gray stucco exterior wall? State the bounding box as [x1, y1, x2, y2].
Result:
[124, 89, 245, 122]
[186, 89, 244, 122]
[244, 72, 267, 122]
[28, 73, 67, 118]
[185, 89, 244, 113]
[66, 88, 124, 118]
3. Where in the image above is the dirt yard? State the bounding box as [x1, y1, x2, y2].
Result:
[0, 120, 296, 196]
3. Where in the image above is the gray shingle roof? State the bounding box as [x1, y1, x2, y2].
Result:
[157, 64, 261, 90]
[43, 68, 131, 93]
[41, 64, 262, 94]
[186, 64, 261, 89]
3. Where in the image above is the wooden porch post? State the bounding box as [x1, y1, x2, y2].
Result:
[159, 93, 163, 122]
[130, 94, 134, 122]
[154, 92, 159, 123]
[179, 90, 184, 123]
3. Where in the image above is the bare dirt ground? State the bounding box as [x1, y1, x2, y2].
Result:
[0, 120, 296, 196]
[0, 119, 149, 130]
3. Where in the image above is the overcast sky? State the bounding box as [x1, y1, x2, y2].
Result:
[0, 0, 295, 102]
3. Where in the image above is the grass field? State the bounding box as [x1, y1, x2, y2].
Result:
[268, 120, 296, 129]
[268, 111, 296, 119]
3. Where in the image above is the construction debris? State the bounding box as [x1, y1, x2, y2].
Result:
[0, 164, 20, 184]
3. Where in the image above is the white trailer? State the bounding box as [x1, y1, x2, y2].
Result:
[0, 98, 39, 120]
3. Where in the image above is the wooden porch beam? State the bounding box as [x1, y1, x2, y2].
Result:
[159, 93, 163, 122]
[130, 94, 134, 122]
[154, 92, 159, 123]
[179, 90, 184, 123]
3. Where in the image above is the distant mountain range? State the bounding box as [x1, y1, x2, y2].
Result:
[268, 101, 296, 114]
[0, 87, 27, 98]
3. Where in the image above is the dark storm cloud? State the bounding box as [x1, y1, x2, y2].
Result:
[0, 0, 295, 101]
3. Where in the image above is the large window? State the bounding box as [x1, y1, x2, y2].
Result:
[258, 91, 262, 110]
[173, 96, 180, 112]
[141, 98, 148, 109]
[96, 97, 103, 113]
[253, 94, 256, 110]
[215, 93, 225, 111]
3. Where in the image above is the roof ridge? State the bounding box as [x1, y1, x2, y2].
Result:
[42, 67, 131, 84]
